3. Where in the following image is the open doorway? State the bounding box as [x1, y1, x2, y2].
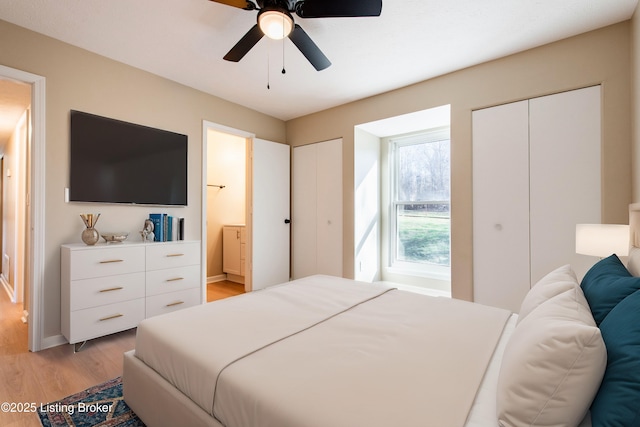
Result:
[204, 128, 249, 296]
[0, 74, 32, 347]
[201, 121, 291, 296]
[0, 65, 45, 352]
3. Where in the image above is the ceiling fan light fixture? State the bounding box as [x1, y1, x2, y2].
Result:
[258, 9, 293, 40]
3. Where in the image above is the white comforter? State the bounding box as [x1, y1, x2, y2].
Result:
[134, 275, 511, 427]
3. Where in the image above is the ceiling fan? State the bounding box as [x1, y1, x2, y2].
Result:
[210, 0, 383, 71]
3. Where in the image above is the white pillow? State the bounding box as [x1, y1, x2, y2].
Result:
[626, 246, 640, 277]
[497, 287, 607, 427]
[517, 264, 580, 322]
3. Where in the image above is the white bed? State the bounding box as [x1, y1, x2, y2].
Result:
[123, 207, 640, 427]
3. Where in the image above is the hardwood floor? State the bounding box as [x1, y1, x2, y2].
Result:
[207, 280, 245, 302]
[0, 280, 244, 427]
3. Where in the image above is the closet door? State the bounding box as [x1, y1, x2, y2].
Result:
[292, 143, 318, 279]
[473, 86, 602, 312]
[316, 139, 343, 276]
[472, 101, 531, 312]
[292, 139, 343, 279]
[529, 86, 601, 282]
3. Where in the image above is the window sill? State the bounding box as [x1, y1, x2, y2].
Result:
[387, 264, 451, 282]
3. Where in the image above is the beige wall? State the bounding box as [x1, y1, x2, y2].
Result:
[286, 23, 632, 301]
[0, 19, 285, 343]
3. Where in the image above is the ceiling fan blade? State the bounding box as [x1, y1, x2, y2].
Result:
[224, 24, 264, 62]
[295, 0, 382, 18]
[288, 24, 331, 71]
[209, 0, 257, 10]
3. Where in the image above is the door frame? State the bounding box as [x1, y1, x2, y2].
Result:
[201, 121, 255, 297]
[0, 65, 46, 352]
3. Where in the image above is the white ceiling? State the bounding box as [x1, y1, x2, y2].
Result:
[0, 0, 638, 123]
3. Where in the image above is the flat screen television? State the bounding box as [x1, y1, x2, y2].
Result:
[69, 110, 188, 206]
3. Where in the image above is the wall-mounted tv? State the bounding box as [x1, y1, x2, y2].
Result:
[69, 110, 188, 206]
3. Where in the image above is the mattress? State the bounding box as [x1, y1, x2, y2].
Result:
[464, 313, 517, 427]
[134, 275, 512, 427]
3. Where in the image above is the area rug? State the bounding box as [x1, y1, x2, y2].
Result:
[38, 377, 145, 427]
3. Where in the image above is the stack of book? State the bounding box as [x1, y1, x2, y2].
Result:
[149, 213, 185, 242]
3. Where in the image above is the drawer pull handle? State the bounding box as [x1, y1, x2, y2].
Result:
[166, 301, 184, 307]
[99, 287, 124, 293]
[166, 277, 184, 282]
[166, 253, 184, 258]
[99, 259, 124, 264]
[99, 314, 123, 321]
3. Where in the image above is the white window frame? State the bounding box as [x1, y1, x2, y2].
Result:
[388, 127, 451, 280]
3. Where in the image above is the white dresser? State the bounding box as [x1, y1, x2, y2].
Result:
[61, 240, 201, 346]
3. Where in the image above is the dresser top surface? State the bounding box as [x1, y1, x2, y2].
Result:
[61, 240, 199, 250]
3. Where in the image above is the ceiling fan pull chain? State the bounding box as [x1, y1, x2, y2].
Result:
[267, 42, 271, 89]
[282, 37, 286, 75]
[281, 13, 287, 74]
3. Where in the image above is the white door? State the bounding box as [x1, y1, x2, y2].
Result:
[251, 138, 291, 290]
[291, 143, 318, 278]
[529, 86, 601, 282]
[315, 139, 343, 276]
[473, 101, 531, 312]
[472, 86, 601, 312]
[292, 139, 343, 279]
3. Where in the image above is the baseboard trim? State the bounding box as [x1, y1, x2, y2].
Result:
[207, 274, 227, 284]
[42, 334, 68, 350]
[1, 274, 14, 302]
[226, 273, 245, 284]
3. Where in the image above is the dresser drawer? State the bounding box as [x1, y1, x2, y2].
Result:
[145, 242, 200, 271]
[146, 265, 200, 297]
[68, 298, 145, 344]
[69, 246, 145, 280]
[70, 272, 145, 311]
[146, 288, 201, 318]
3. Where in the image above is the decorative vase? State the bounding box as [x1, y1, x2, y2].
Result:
[80, 213, 101, 245]
[81, 227, 100, 245]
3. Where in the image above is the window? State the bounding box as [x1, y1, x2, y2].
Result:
[390, 128, 450, 277]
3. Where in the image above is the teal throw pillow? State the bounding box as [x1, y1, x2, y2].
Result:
[580, 254, 640, 325]
[589, 289, 640, 426]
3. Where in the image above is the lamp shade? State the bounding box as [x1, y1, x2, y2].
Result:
[258, 10, 293, 40]
[576, 224, 629, 257]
